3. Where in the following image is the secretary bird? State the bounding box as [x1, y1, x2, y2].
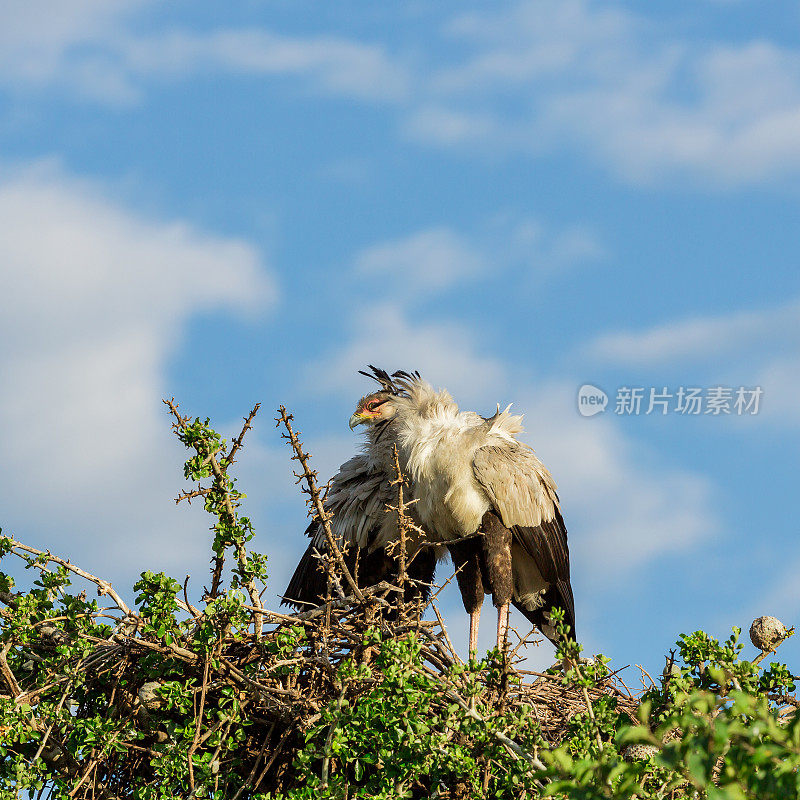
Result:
[283, 367, 441, 611]
[348, 368, 575, 655]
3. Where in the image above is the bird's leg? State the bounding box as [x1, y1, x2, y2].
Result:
[448, 539, 484, 660]
[469, 606, 481, 659]
[480, 511, 513, 654]
[496, 602, 509, 651]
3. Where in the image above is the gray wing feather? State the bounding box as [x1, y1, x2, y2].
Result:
[473, 442, 575, 632]
[308, 454, 397, 553]
[472, 443, 558, 529]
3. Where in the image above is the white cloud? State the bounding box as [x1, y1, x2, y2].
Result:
[120, 30, 410, 102]
[588, 300, 800, 365]
[409, 0, 800, 186]
[402, 107, 514, 148]
[0, 2, 409, 104]
[309, 303, 508, 407]
[755, 356, 800, 418]
[546, 225, 605, 265]
[492, 215, 605, 279]
[0, 0, 148, 102]
[6, 1, 800, 185]
[0, 162, 275, 581]
[438, 0, 635, 91]
[585, 298, 800, 427]
[541, 40, 800, 185]
[352, 218, 603, 303]
[0, 0, 140, 70]
[355, 227, 485, 295]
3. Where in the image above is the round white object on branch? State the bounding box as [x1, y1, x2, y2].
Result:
[749, 616, 787, 652]
[138, 681, 164, 711]
[623, 744, 659, 762]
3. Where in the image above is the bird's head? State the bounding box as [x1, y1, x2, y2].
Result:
[348, 391, 398, 430]
[348, 365, 426, 432]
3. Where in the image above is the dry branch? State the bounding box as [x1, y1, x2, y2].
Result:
[276, 405, 365, 602]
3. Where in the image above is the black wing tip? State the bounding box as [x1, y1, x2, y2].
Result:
[283, 544, 328, 609]
[513, 594, 576, 646]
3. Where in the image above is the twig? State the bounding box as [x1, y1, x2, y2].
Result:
[6, 539, 132, 616]
[251, 727, 293, 793]
[276, 406, 364, 602]
[230, 722, 275, 800]
[430, 602, 462, 666]
[31, 684, 72, 764]
[637, 664, 657, 691]
[187, 655, 212, 790]
[0, 643, 21, 697]
[753, 629, 792, 666]
[175, 487, 212, 505]
[428, 562, 467, 604]
[182, 576, 201, 619]
[390, 445, 408, 608]
[226, 404, 262, 465]
[443, 683, 546, 776]
[568, 657, 604, 752]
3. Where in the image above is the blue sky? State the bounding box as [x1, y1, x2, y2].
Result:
[2, 0, 800, 677]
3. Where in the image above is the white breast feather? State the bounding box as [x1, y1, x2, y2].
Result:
[398, 403, 490, 541]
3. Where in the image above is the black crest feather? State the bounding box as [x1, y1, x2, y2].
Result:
[391, 369, 421, 395]
[357, 366, 422, 397]
[358, 365, 398, 394]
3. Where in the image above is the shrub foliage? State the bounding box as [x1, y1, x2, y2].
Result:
[0, 402, 796, 799]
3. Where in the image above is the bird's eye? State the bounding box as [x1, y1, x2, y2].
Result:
[366, 402, 377, 411]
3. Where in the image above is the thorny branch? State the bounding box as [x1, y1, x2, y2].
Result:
[390, 445, 408, 593]
[276, 405, 365, 603]
[164, 398, 264, 639]
[226, 403, 261, 466]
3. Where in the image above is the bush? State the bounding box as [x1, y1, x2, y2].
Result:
[0, 402, 796, 799]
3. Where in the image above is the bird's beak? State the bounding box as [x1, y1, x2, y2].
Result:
[349, 412, 368, 430]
